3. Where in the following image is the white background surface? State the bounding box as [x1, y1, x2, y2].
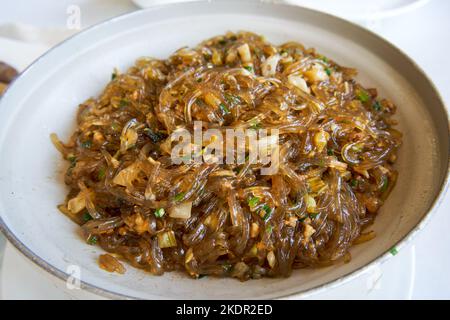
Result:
[0, 0, 448, 299]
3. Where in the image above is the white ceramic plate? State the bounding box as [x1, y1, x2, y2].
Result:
[285, 0, 431, 21]
[0, 242, 416, 299]
[0, 0, 448, 299]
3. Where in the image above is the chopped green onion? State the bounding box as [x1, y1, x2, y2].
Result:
[380, 176, 389, 193]
[81, 140, 92, 149]
[196, 78, 202, 83]
[222, 263, 233, 273]
[82, 212, 92, 222]
[389, 247, 398, 256]
[373, 101, 382, 111]
[119, 99, 129, 108]
[325, 68, 332, 76]
[195, 98, 208, 108]
[98, 167, 106, 180]
[243, 65, 253, 72]
[218, 39, 227, 45]
[356, 89, 370, 103]
[350, 179, 358, 188]
[262, 204, 272, 221]
[248, 196, 260, 208]
[144, 128, 166, 143]
[87, 235, 98, 245]
[318, 55, 329, 63]
[111, 122, 121, 131]
[262, 204, 271, 213]
[111, 72, 117, 80]
[317, 159, 326, 167]
[68, 155, 77, 168]
[266, 224, 273, 235]
[262, 212, 271, 221]
[327, 148, 334, 156]
[309, 212, 319, 219]
[174, 192, 185, 202]
[154, 208, 165, 218]
[219, 103, 230, 115]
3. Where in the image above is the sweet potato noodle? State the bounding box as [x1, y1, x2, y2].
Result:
[52, 32, 402, 280]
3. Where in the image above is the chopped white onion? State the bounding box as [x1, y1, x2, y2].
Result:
[113, 163, 140, 187]
[261, 54, 281, 77]
[267, 251, 276, 268]
[67, 191, 86, 214]
[288, 74, 310, 94]
[169, 201, 192, 219]
[305, 63, 329, 82]
[157, 230, 177, 248]
[237, 43, 252, 63]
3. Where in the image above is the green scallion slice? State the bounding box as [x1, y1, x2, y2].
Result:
[119, 99, 129, 108]
[98, 167, 106, 180]
[380, 176, 389, 193]
[174, 192, 185, 202]
[154, 208, 165, 218]
[373, 101, 382, 111]
[389, 247, 398, 256]
[82, 212, 92, 222]
[356, 89, 370, 103]
[309, 212, 319, 219]
[219, 103, 230, 115]
[81, 140, 92, 149]
[87, 235, 98, 245]
[262, 204, 272, 221]
[248, 196, 260, 208]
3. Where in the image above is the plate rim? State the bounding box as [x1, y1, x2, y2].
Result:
[0, 0, 448, 300]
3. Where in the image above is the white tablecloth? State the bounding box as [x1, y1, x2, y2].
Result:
[0, 0, 449, 299]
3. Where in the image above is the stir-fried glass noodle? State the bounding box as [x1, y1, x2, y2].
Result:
[52, 32, 402, 280]
[0, 61, 18, 96]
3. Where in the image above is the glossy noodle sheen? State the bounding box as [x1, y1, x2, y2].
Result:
[52, 32, 402, 281]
